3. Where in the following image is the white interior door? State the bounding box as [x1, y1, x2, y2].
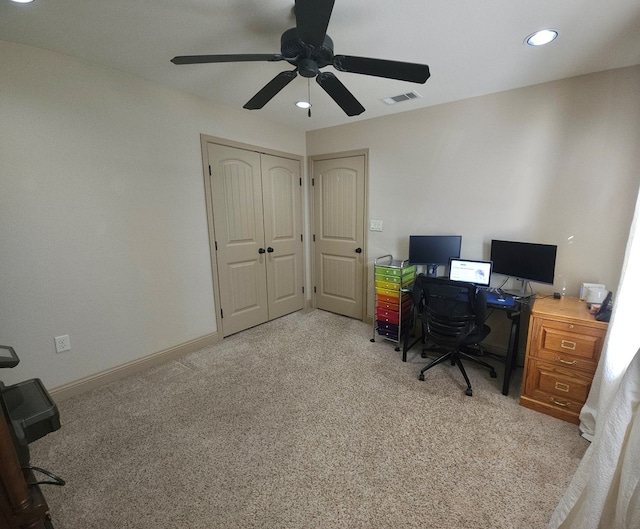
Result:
[261, 154, 304, 319]
[208, 143, 268, 336]
[312, 154, 366, 320]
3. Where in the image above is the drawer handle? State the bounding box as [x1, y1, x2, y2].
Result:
[561, 340, 576, 350]
[555, 382, 570, 392]
[556, 356, 578, 366]
[550, 398, 571, 408]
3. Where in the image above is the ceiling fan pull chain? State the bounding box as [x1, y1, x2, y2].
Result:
[308, 78, 312, 117]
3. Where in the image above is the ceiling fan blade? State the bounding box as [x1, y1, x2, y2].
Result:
[171, 54, 283, 65]
[294, 0, 335, 48]
[243, 70, 298, 110]
[316, 72, 365, 116]
[333, 55, 431, 84]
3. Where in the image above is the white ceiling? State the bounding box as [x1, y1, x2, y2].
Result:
[2, 0, 639, 132]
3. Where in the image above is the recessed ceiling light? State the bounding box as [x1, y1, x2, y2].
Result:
[525, 29, 558, 46]
[11, 0, 35, 3]
[295, 101, 311, 109]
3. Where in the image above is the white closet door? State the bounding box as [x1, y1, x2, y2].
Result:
[208, 143, 268, 336]
[261, 154, 304, 320]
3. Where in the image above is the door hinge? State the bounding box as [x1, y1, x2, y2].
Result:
[299, 177, 302, 186]
[215, 241, 218, 251]
[220, 308, 223, 319]
[313, 234, 316, 242]
[312, 178, 315, 186]
[209, 165, 212, 176]
[302, 286, 305, 294]
[314, 286, 317, 293]
[300, 234, 303, 242]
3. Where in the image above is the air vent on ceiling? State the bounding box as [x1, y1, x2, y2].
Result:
[381, 91, 422, 106]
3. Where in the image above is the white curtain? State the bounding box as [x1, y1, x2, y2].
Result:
[549, 187, 640, 529]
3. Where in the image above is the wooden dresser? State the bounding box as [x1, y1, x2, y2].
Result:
[520, 296, 608, 424]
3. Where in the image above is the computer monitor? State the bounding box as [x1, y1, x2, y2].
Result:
[408, 235, 462, 277]
[448, 259, 492, 287]
[490, 239, 557, 295]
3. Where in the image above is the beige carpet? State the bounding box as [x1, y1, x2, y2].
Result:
[30, 309, 588, 528]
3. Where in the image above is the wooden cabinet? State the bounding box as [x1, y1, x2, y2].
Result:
[520, 296, 608, 424]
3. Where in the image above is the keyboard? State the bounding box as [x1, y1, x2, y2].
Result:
[485, 291, 516, 308]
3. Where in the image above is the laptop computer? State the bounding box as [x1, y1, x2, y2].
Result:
[448, 258, 515, 308]
[448, 258, 492, 287]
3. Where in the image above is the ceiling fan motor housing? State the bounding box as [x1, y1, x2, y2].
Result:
[281, 27, 334, 75]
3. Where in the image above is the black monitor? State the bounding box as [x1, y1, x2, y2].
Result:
[408, 235, 462, 277]
[490, 239, 557, 295]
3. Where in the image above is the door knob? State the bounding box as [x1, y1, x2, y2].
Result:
[258, 248, 266, 254]
[355, 247, 362, 253]
[267, 247, 274, 253]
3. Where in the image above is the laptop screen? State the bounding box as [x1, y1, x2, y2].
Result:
[449, 259, 493, 287]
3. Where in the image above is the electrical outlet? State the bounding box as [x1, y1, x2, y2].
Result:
[54, 335, 71, 353]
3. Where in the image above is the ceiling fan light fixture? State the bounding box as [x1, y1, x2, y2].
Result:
[525, 29, 558, 46]
[295, 101, 312, 109]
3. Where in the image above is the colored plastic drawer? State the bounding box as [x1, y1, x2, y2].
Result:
[377, 293, 398, 305]
[375, 279, 400, 291]
[375, 287, 400, 300]
[400, 299, 413, 314]
[375, 272, 403, 284]
[376, 308, 400, 324]
[376, 265, 416, 278]
[377, 299, 399, 311]
[400, 277, 416, 288]
[377, 328, 399, 341]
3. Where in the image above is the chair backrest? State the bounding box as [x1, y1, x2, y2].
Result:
[413, 275, 486, 348]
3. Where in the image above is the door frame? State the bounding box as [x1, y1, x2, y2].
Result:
[308, 149, 369, 322]
[200, 134, 306, 336]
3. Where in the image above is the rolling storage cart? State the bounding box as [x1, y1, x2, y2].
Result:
[371, 255, 416, 351]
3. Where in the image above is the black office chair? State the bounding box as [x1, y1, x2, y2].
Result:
[412, 276, 497, 396]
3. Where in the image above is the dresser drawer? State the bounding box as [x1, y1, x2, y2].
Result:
[521, 358, 594, 422]
[531, 318, 604, 370]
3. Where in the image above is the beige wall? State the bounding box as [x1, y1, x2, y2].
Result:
[0, 41, 305, 389]
[307, 66, 640, 327]
[2, 37, 639, 389]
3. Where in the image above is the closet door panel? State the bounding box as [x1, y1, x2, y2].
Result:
[261, 154, 304, 319]
[208, 144, 268, 336]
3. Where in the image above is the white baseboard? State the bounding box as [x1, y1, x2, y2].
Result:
[49, 331, 220, 401]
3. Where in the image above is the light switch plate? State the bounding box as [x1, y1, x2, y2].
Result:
[370, 219, 383, 232]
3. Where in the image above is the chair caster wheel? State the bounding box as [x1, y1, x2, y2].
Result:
[418, 374, 425, 381]
[490, 370, 497, 378]
[465, 388, 473, 396]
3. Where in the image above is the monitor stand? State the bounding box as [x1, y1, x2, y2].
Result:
[425, 264, 439, 278]
[504, 279, 531, 298]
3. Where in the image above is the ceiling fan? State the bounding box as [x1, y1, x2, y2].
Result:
[171, 0, 430, 117]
